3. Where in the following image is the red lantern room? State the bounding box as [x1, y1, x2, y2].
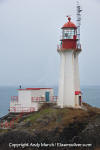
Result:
[61, 16, 77, 50]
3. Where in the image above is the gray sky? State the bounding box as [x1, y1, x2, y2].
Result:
[0, 0, 100, 86]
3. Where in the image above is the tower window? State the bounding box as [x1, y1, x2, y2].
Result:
[62, 29, 76, 39]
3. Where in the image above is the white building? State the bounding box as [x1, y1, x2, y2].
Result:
[57, 17, 82, 108]
[10, 88, 57, 113]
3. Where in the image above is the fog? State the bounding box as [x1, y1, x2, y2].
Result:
[0, 0, 100, 87]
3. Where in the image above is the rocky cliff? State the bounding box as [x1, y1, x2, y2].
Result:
[0, 103, 100, 150]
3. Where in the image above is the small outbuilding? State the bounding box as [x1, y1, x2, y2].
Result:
[10, 88, 57, 113]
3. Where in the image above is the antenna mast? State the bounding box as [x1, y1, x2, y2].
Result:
[76, 1, 82, 48]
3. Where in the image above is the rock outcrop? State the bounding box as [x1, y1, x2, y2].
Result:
[0, 103, 100, 150]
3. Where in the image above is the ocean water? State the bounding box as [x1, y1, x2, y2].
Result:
[0, 86, 100, 118]
[0, 86, 18, 118]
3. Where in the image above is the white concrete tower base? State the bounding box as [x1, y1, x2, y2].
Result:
[58, 50, 75, 108]
[57, 49, 82, 108]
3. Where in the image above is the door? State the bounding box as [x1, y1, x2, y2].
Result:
[79, 96, 82, 106]
[45, 92, 50, 102]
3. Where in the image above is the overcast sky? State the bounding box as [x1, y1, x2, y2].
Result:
[0, 0, 100, 87]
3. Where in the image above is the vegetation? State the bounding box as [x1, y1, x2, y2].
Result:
[21, 103, 100, 132]
[0, 103, 100, 150]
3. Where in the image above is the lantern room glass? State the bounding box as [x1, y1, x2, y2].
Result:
[62, 28, 76, 39]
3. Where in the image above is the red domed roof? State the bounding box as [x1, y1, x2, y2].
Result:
[62, 17, 77, 29]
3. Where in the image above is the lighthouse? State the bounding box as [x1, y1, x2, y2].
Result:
[57, 16, 82, 108]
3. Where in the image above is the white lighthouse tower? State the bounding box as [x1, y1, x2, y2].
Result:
[57, 16, 82, 108]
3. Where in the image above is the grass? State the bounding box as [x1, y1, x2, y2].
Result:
[22, 104, 90, 131]
[7, 102, 100, 132]
[24, 107, 58, 123]
[0, 129, 8, 133]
